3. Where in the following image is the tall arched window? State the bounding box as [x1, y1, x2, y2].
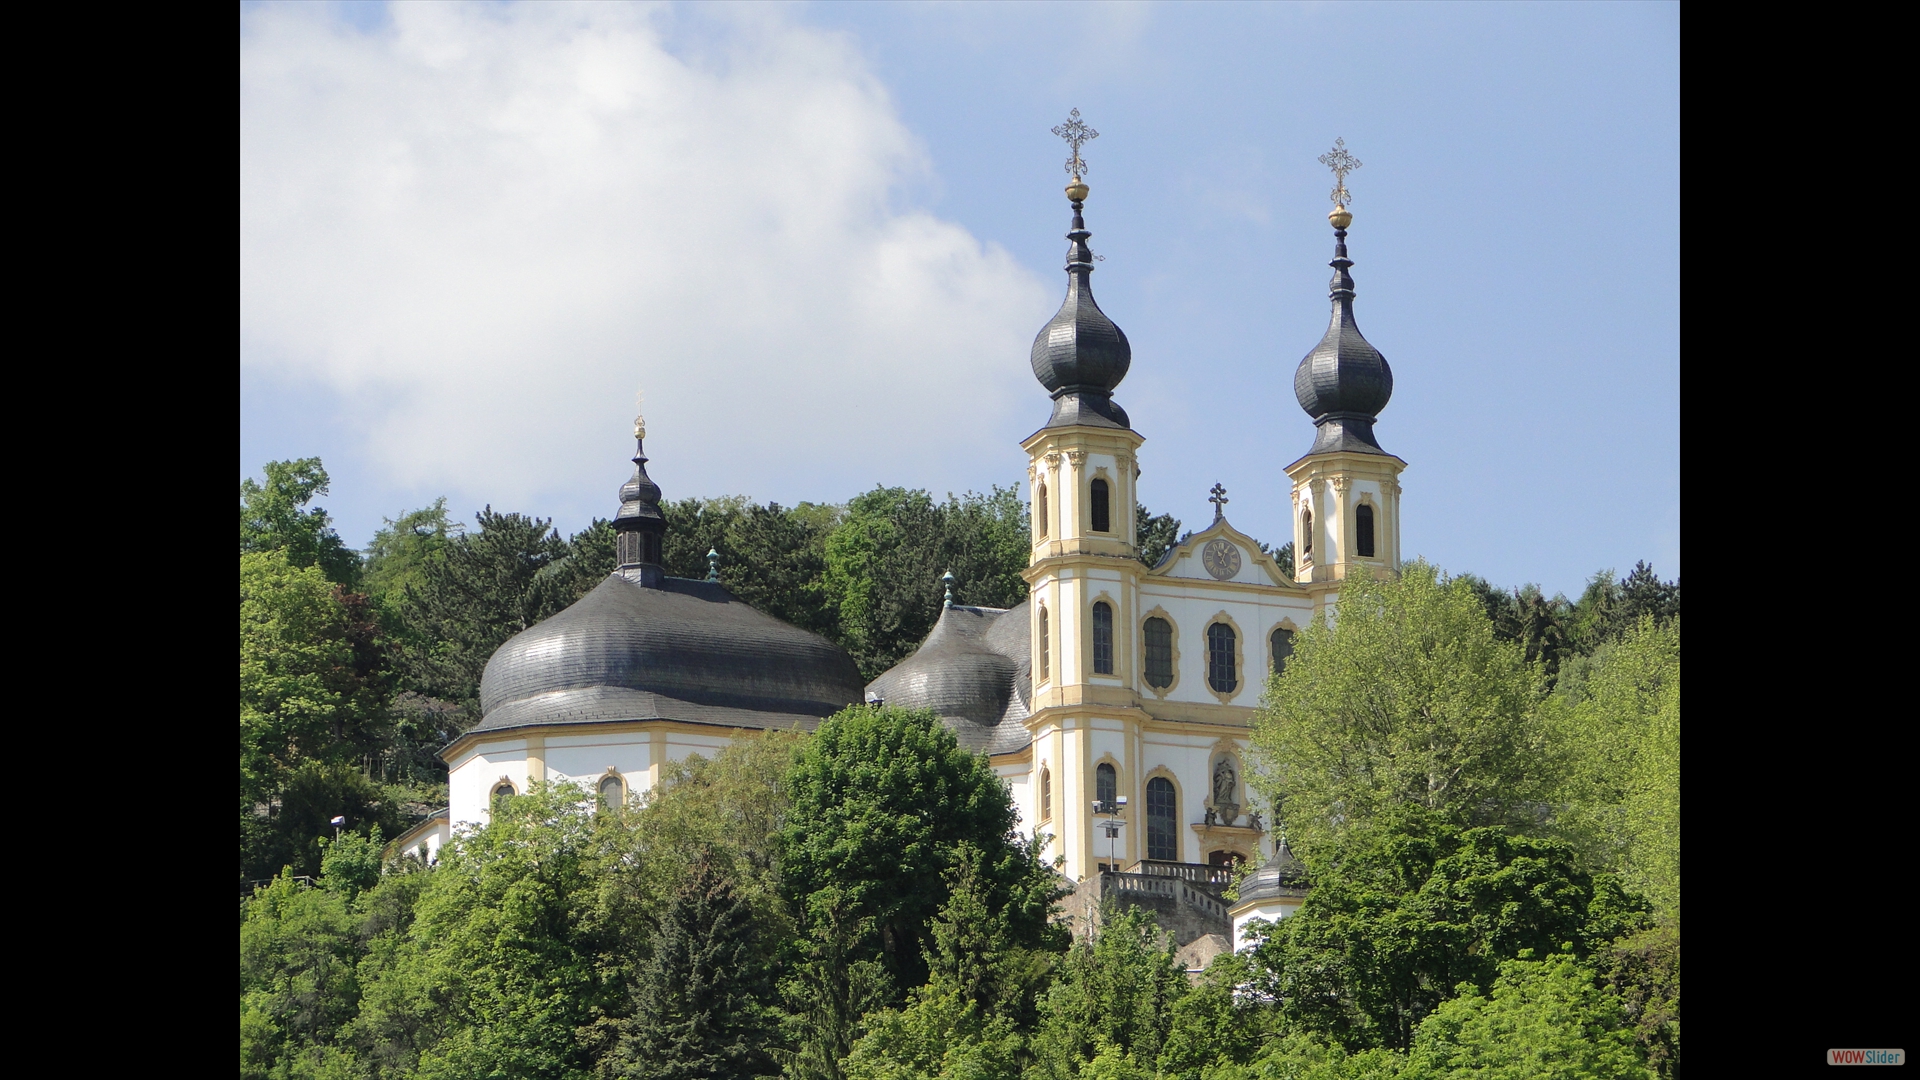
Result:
[491, 781, 515, 814]
[1146, 777, 1177, 861]
[1207, 623, 1238, 694]
[1270, 627, 1295, 676]
[1092, 602, 1114, 674]
[1302, 509, 1313, 559]
[598, 774, 624, 811]
[1143, 617, 1174, 688]
[1037, 481, 1049, 537]
[1040, 766, 1052, 821]
[1038, 607, 1051, 683]
[1356, 502, 1375, 557]
[1096, 763, 1117, 810]
[1090, 478, 1110, 533]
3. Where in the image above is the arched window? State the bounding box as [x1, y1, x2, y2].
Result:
[1143, 617, 1174, 689]
[1270, 627, 1295, 676]
[1038, 607, 1050, 683]
[1040, 766, 1052, 821]
[1146, 777, 1177, 861]
[1357, 502, 1375, 557]
[1037, 481, 1049, 537]
[491, 781, 515, 814]
[1207, 623, 1238, 694]
[1090, 478, 1110, 533]
[1302, 509, 1313, 558]
[1092, 602, 1114, 674]
[598, 775, 624, 811]
[1096, 762, 1117, 810]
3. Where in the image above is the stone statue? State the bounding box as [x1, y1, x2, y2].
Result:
[1203, 807, 1217, 827]
[1212, 756, 1240, 826]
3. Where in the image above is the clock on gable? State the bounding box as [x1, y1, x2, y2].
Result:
[1202, 538, 1242, 580]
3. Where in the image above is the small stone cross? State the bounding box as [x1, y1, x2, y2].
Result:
[1209, 483, 1229, 521]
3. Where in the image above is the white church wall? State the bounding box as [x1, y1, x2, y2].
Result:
[543, 732, 655, 803]
[1135, 583, 1313, 710]
[1231, 901, 1303, 951]
[447, 739, 531, 831]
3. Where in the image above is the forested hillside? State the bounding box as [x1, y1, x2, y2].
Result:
[242, 457, 1678, 1080]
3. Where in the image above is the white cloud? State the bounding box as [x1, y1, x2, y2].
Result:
[241, 3, 1051, 516]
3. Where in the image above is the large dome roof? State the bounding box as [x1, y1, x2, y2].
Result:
[866, 601, 1032, 755]
[475, 574, 864, 735]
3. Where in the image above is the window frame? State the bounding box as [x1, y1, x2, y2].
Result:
[1356, 500, 1376, 558]
[1269, 622, 1297, 677]
[1091, 600, 1115, 675]
[1204, 613, 1245, 702]
[1145, 774, 1180, 862]
[1140, 608, 1181, 695]
[1090, 477, 1111, 533]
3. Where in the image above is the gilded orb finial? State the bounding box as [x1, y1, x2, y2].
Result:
[1318, 137, 1362, 223]
[1053, 108, 1098, 201]
[632, 388, 647, 441]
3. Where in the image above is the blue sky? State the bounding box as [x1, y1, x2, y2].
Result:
[241, 1, 1678, 598]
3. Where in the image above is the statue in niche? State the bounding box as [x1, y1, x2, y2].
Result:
[1211, 755, 1240, 826]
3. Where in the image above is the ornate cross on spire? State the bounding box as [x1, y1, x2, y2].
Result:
[1318, 137, 1362, 208]
[1052, 108, 1099, 179]
[1209, 482, 1229, 521]
[632, 388, 647, 441]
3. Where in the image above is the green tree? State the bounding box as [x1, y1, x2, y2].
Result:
[241, 872, 364, 1080]
[242, 549, 396, 880]
[1250, 561, 1554, 856]
[362, 499, 458, 607]
[1547, 617, 1680, 919]
[845, 846, 1058, 1080]
[350, 782, 625, 1080]
[1026, 906, 1189, 1079]
[1400, 955, 1653, 1080]
[1246, 809, 1649, 1053]
[782, 706, 1063, 1005]
[603, 851, 779, 1080]
[1596, 923, 1679, 1080]
[242, 458, 361, 586]
[392, 507, 571, 720]
[823, 487, 1029, 679]
[1156, 952, 1273, 1079]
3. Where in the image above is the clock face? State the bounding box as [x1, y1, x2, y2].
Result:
[1202, 538, 1242, 580]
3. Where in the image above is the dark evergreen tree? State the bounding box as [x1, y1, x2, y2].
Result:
[393, 507, 571, 721]
[606, 852, 778, 1080]
[1135, 503, 1182, 569]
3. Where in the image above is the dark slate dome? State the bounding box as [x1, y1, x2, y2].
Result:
[1236, 837, 1309, 906]
[475, 574, 865, 735]
[866, 601, 1032, 755]
[1293, 217, 1393, 456]
[1031, 194, 1132, 431]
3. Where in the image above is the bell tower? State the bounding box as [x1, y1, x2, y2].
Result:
[1021, 111, 1147, 878]
[1285, 140, 1405, 614]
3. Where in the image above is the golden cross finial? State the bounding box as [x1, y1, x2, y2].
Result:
[1318, 137, 1362, 208]
[632, 388, 647, 441]
[1052, 108, 1099, 180]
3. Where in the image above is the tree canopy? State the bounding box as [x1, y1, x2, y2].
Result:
[1251, 561, 1555, 855]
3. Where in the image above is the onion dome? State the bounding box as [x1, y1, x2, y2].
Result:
[468, 416, 867, 736]
[1030, 116, 1132, 431]
[1293, 207, 1394, 456]
[475, 574, 865, 735]
[866, 600, 1032, 755]
[1236, 834, 1310, 906]
[614, 413, 667, 586]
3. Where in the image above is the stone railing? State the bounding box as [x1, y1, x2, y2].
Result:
[1129, 859, 1238, 893]
[1102, 870, 1230, 923]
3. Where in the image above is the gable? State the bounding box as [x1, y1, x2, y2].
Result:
[1153, 520, 1296, 589]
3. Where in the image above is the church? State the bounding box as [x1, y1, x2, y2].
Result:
[393, 129, 1400, 960]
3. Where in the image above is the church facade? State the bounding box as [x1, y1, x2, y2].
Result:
[398, 140, 1406, 956]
